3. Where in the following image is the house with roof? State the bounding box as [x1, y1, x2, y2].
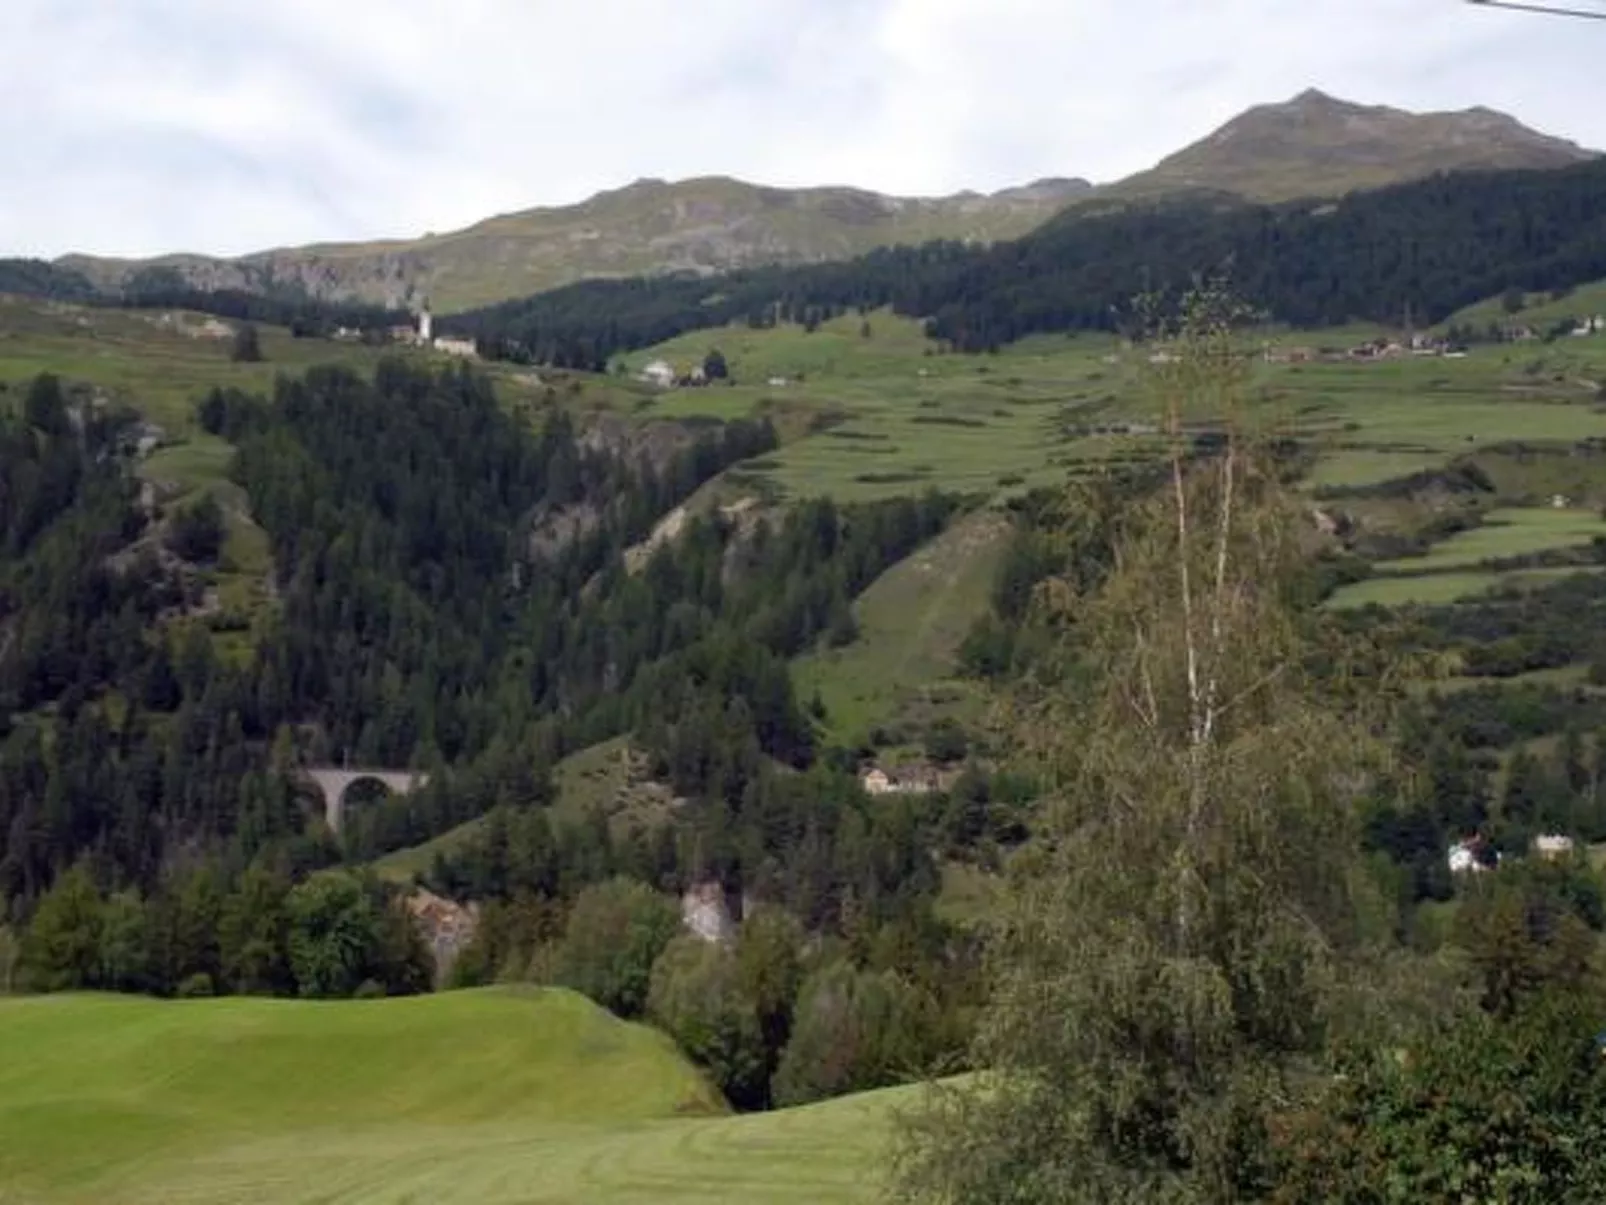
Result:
[861, 762, 948, 796]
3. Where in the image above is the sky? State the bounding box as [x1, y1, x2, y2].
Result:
[3, 0, 1604, 259]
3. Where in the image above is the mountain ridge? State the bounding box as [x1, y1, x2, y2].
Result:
[1104, 87, 1596, 202]
[46, 91, 1598, 313]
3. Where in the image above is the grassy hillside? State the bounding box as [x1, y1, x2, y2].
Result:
[796, 509, 1010, 745]
[0, 988, 920, 1204]
[624, 307, 1606, 503]
[1440, 277, 1606, 334]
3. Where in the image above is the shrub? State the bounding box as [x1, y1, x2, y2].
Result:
[176, 972, 215, 998]
[555, 878, 679, 1018]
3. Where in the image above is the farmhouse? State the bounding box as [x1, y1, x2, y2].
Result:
[1533, 834, 1577, 861]
[861, 763, 945, 796]
[432, 335, 478, 358]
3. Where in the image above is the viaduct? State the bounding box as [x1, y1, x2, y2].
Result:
[296, 766, 430, 834]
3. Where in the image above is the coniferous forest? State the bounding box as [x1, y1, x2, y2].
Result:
[447, 157, 1606, 366]
[0, 359, 981, 1107]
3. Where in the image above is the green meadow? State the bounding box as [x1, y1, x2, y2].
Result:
[0, 988, 912, 1205]
[795, 508, 1009, 746]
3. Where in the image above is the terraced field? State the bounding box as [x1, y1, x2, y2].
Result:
[627, 306, 1606, 502]
[0, 989, 913, 1205]
[1328, 507, 1606, 608]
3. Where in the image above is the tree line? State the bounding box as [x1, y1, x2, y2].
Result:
[444, 157, 1606, 366]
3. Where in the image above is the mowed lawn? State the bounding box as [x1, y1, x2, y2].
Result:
[0, 988, 914, 1205]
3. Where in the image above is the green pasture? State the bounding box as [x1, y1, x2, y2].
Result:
[1442, 279, 1606, 334]
[0, 988, 915, 1205]
[621, 301, 1606, 504]
[794, 508, 1008, 744]
[1379, 507, 1606, 572]
[1326, 506, 1606, 610]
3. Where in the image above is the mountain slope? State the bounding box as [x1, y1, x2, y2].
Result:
[46, 91, 1596, 314]
[58, 175, 1093, 314]
[1104, 88, 1597, 203]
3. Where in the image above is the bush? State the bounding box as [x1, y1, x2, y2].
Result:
[230, 323, 263, 363]
[555, 878, 679, 1018]
[353, 978, 387, 999]
[166, 494, 226, 564]
[176, 972, 215, 998]
[648, 936, 768, 1109]
[1272, 996, 1606, 1202]
[772, 961, 942, 1107]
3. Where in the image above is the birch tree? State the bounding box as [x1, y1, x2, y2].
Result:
[894, 286, 1395, 1204]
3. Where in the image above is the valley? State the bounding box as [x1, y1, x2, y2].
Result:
[7, 58, 1606, 1205]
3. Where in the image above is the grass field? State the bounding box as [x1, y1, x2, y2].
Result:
[794, 508, 1010, 745]
[1327, 506, 1606, 609]
[1382, 507, 1606, 571]
[0, 988, 914, 1205]
[621, 304, 1606, 503]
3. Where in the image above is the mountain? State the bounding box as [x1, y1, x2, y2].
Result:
[45, 91, 1597, 314]
[57, 176, 1093, 314]
[1103, 88, 1597, 203]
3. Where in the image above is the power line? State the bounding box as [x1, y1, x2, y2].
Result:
[1467, 0, 1606, 20]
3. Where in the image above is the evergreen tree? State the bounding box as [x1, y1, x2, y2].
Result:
[230, 323, 263, 363]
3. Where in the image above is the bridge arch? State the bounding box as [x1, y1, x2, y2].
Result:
[297, 767, 430, 834]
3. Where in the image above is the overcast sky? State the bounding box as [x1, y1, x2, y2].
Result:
[3, 0, 1603, 259]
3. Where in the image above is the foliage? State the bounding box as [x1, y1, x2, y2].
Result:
[1272, 995, 1606, 1204]
[454, 158, 1606, 366]
[19, 863, 103, 992]
[165, 492, 226, 563]
[555, 877, 680, 1018]
[0, 925, 17, 993]
[284, 869, 429, 999]
[230, 322, 264, 363]
[648, 935, 769, 1108]
[895, 288, 1392, 1203]
[772, 959, 943, 1107]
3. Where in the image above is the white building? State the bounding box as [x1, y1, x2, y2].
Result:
[432, 335, 478, 358]
[1534, 834, 1577, 861]
[1448, 839, 1491, 875]
[639, 359, 676, 388]
[418, 308, 434, 344]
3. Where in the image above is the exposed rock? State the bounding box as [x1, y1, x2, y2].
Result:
[406, 889, 480, 985]
[681, 881, 738, 945]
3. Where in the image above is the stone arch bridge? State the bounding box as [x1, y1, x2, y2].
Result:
[297, 767, 430, 834]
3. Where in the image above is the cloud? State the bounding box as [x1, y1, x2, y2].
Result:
[2, 0, 1603, 257]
